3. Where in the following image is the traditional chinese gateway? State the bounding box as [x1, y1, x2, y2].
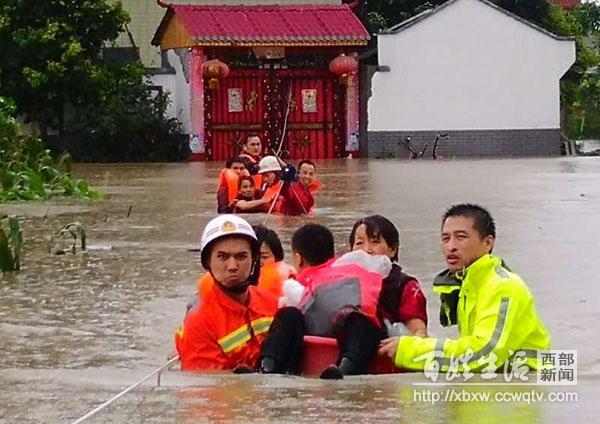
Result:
[151, 2, 369, 161]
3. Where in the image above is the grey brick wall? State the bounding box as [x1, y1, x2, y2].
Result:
[367, 129, 562, 159]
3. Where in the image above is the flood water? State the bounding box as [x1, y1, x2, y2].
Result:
[1, 157, 599, 423]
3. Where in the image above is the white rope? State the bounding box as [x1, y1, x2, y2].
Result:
[275, 85, 293, 157]
[261, 181, 285, 226]
[71, 356, 179, 424]
[289, 183, 309, 215]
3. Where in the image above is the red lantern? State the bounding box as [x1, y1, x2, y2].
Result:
[202, 59, 230, 90]
[329, 53, 358, 85]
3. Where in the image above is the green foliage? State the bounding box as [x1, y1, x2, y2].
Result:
[0, 96, 102, 201]
[564, 71, 600, 138]
[0, 0, 129, 133]
[359, 1, 446, 33]
[497, 0, 549, 27]
[62, 63, 183, 162]
[0, 0, 184, 162]
[542, 2, 600, 139]
[0, 215, 22, 272]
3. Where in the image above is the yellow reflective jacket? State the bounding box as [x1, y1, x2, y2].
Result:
[394, 254, 550, 371]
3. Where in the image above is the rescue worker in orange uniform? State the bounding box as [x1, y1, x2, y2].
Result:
[197, 224, 294, 299]
[175, 215, 304, 373]
[258, 156, 314, 216]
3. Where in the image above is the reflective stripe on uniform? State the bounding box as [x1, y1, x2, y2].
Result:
[251, 317, 273, 336]
[437, 297, 510, 367]
[218, 317, 274, 353]
[494, 265, 510, 279]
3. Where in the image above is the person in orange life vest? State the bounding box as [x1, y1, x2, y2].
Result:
[238, 134, 263, 179]
[349, 215, 428, 338]
[197, 224, 294, 299]
[232, 176, 269, 214]
[175, 215, 304, 373]
[290, 223, 385, 379]
[217, 157, 247, 214]
[253, 224, 295, 298]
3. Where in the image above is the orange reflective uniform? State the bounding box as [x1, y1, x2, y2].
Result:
[197, 261, 294, 298]
[175, 284, 279, 371]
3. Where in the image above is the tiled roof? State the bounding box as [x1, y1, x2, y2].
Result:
[156, 4, 369, 46]
[552, 0, 581, 9]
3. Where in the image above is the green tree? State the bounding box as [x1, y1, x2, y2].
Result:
[358, 0, 447, 33]
[496, 0, 549, 26]
[0, 0, 129, 134]
[63, 63, 183, 162]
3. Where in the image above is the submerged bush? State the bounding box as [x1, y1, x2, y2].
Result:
[0, 97, 101, 202]
[0, 215, 22, 272]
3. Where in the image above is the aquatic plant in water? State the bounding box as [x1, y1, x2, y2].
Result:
[0, 97, 102, 202]
[49, 222, 86, 255]
[0, 215, 22, 272]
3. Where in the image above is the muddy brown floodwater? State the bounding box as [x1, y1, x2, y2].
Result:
[1, 158, 599, 423]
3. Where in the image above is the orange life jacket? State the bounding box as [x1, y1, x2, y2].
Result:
[238, 153, 259, 164]
[260, 181, 285, 214]
[307, 179, 322, 194]
[257, 261, 295, 297]
[216, 168, 242, 205]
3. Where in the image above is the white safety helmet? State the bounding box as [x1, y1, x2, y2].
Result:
[200, 215, 257, 268]
[258, 155, 282, 174]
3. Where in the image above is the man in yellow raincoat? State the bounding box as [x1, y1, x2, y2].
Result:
[379, 204, 550, 372]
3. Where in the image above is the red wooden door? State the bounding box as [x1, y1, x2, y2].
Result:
[205, 68, 344, 161]
[205, 69, 268, 162]
[278, 70, 345, 160]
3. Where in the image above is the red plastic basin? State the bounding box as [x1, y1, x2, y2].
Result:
[300, 335, 402, 377]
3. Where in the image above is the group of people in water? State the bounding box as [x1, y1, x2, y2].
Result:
[175, 200, 551, 378]
[216, 134, 319, 216]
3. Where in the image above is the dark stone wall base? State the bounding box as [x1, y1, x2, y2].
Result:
[367, 129, 562, 159]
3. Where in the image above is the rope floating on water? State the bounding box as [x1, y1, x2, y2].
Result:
[71, 356, 179, 424]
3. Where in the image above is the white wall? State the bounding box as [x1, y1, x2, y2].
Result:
[147, 49, 191, 133]
[369, 0, 575, 132]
